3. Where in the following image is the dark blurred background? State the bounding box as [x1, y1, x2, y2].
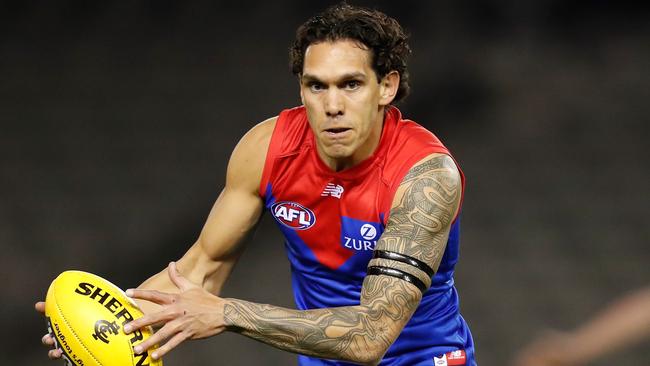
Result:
[2, 0, 648, 365]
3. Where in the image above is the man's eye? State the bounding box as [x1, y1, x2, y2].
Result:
[345, 80, 361, 90]
[309, 83, 324, 92]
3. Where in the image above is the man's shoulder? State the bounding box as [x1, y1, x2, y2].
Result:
[385, 122, 446, 165]
[226, 116, 278, 194]
[250, 106, 308, 144]
[243, 116, 278, 147]
[385, 108, 443, 149]
[234, 105, 309, 165]
[378, 112, 458, 194]
[397, 119, 442, 146]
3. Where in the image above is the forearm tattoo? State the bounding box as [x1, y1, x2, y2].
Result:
[224, 275, 419, 363]
[223, 154, 461, 363]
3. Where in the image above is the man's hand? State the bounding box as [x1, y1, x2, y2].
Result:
[124, 262, 227, 360]
[34, 301, 63, 360]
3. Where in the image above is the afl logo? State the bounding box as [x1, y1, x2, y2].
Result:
[271, 201, 316, 230]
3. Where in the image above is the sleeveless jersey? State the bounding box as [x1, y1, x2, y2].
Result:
[259, 106, 476, 366]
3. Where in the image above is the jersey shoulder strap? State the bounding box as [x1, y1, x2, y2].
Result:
[259, 106, 310, 198]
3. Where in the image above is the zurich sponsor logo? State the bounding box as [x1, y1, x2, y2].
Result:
[271, 201, 316, 230]
[360, 224, 377, 240]
[341, 218, 383, 252]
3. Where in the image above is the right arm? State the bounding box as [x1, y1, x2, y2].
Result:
[134, 116, 277, 314]
[37, 116, 277, 356]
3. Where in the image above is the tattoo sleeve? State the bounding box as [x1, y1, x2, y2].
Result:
[375, 154, 461, 273]
[222, 154, 461, 364]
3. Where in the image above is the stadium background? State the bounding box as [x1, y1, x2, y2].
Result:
[1, 1, 648, 365]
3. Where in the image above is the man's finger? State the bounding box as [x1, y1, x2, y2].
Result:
[35, 301, 46, 313]
[48, 348, 63, 359]
[42, 333, 55, 346]
[123, 308, 176, 334]
[150, 331, 188, 360]
[167, 261, 193, 291]
[126, 288, 174, 305]
[133, 321, 176, 354]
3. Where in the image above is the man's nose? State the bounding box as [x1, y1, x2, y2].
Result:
[324, 89, 344, 117]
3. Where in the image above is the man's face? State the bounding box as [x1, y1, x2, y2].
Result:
[300, 40, 397, 170]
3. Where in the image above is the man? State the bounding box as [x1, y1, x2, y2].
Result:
[37, 4, 477, 365]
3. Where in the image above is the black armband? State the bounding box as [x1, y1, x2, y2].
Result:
[367, 266, 428, 293]
[373, 250, 435, 278]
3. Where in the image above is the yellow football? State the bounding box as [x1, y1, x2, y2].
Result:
[45, 270, 162, 366]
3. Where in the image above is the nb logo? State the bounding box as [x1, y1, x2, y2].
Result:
[92, 320, 120, 344]
[321, 183, 344, 198]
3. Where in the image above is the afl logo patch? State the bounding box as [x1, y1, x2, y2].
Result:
[271, 201, 316, 230]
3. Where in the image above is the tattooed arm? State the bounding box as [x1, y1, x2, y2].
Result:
[223, 153, 461, 364]
[125, 153, 462, 365]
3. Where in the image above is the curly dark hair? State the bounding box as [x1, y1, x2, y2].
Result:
[290, 3, 412, 103]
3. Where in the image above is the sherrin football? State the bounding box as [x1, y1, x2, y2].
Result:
[45, 270, 162, 366]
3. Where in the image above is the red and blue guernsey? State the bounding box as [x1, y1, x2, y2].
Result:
[259, 106, 476, 366]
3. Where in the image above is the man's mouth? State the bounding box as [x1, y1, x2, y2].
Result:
[324, 127, 351, 135]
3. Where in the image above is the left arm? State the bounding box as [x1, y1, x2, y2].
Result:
[126, 153, 462, 365]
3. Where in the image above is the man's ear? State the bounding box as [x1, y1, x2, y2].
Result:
[379, 71, 400, 106]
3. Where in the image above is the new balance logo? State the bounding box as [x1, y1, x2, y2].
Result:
[321, 183, 344, 198]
